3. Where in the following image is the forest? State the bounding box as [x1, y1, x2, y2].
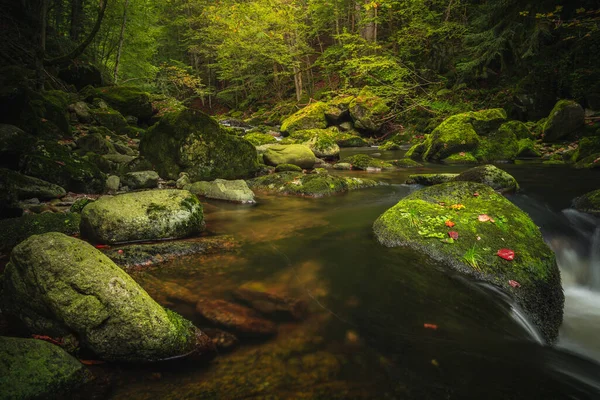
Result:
[1, 0, 600, 399]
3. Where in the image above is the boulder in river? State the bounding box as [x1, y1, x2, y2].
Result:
[0, 233, 215, 362]
[0, 336, 89, 399]
[453, 165, 519, 194]
[541, 100, 585, 142]
[80, 189, 204, 244]
[263, 144, 316, 169]
[373, 181, 564, 343]
[186, 179, 255, 203]
[280, 102, 328, 134]
[572, 189, 600, 217]
[339, 154, 394, 171]
[349, 88, 390, 133]
[405, 173, 458, 186]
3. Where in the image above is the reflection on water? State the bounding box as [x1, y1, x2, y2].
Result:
[101, 162, 600, 399]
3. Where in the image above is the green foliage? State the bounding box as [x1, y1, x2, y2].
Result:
[155, 62, 205, 100]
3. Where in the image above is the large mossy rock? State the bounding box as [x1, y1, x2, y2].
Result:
[21, 141, 106, 193]
[349, 88, 390, 133]
[243, 132, 278, 146]
[0, 336, 88, 399]
[80, 189, 204, 244]
[542, 100, 585, 142]
[0, 168, 66, 200]
[339, 154, 394, 170]
[263, 144, 316, 169]
[92, 86, 154, 121]
[280, 102, 328, 134]
[0, 233, 215, 362]
[0, 124, 36, 170]
[121, 170, 160, 189]
[325, 95, 353, 124]
[248, 171, 380, 197]
[574, 136, 600, 162]
[59, 62, 104, 90]
[405, 173, 458, 186]
[304, 134, 340, 160]
[572, 189, 600, 217]
[140, 109, 259, 181]
[454, 165, 519, 194]
[75, 131, 116, 155]
[186, 179, 256, 203]
[475, 123, 519, 162]
[373, 182, 564, 343]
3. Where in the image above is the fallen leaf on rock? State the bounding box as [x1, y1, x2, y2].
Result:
[32, 335, 63, 346]
[117, 249, 124, 254]
[424, 323, 438, 330]
[80, 359, 105, 365]
[509, 280, 521, 288]
[497, 248, 515, 261]
[448, 231, 459, 240]
[478, 214, 495, 223]
[445, 220, 456, 227]
[94, 244, 110, 249]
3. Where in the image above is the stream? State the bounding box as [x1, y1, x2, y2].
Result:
[88, 149, 600, 399]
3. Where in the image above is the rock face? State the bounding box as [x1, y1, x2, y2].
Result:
[121, 170, 160, 189]
[196, 299, 277, 337]
[0, 168, 66, 200]
[263, 144, 316, 169]
[0, 233, 215, 362]
[373, 182, 564, 343]
[454, 165, 519, 194]
[80, 189, 204, 244]
[186, 179, 256, 203]
[0, 336, 88, 399]
[572, 189, 600, 217]
[248, 171, 380, 197]
[542, 100, 585, 142]
[280, 102, 328, 134]
[140, 109, 259, 181]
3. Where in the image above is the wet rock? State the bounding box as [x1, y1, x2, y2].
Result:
[80, 189, 204, 244]
[121, 171, 160, 190]
[572, 189, 600, 217]
[202, 328, 239, 351]
[91, 107, 129, 134]
[186, 179, 255, 204]
[453, 165, 519, 194]
[105, 175, 120, 193]
[176, 172, 191, 189]
[373, 181, 564, 343]
[339, 154, 394, 171]
[391, 158, 423, 168]
[232, 288, 308, 320]
[405, 173, 458, 186]
[275, 164, 303, 172]
[263, 144, 316, 169]
[0, 233, 215, 362]
[542, 100, 585, 142]
[333, 163, 352, 171]
[196, 299, 277, 337]
[0, 168, 66, 200]
[0, 336, 89, 399]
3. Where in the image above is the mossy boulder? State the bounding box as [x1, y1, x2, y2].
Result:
[92, 86, 154, 121]
[248, 171, 380, 197]
[391, 158, 423, 168]
[572, 189, 600, 217]
[0, 336, 89, 399]
[379, 141, 402, 151]
[244, 132, 278, 146]
[91, 107, 129, 134]
[58, 62, 103, 90]
[339, 154, 394, 170]
[474, 122, 519, 162]
[186, 179, 256, 204]
[75, 131, 116, 155]
[349, 88, 390, 133]
[454, 165, 519, 194]
[405, 174, 458, 186]
[405, 142, 427, 160]
[500, 120, 532, 140]
[334, 131, 369, 147]
[517, 139, 541, 158]
[574, 136, 600, 162]
[0, 233, 215, 362]
[121, 170, 160, 189]
[280, 102, 328, 134]
[442, 152, 478, 164]
[80, 189, 204, 244]
[21, 141, 106, 193]
[574, 153, 600, 169]
[140, 109, 259, 181]
[0, 168, 66, 200]
[373, 182, 564, 343]
[275, 163, 303, 172]
[325, 96, 353, 124]
[542, 100, 585, 142]
[304, 134, 340, 160]
[263, 144, 316, 169]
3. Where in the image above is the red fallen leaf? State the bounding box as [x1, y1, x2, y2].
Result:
[478, 214, 495, 223]
[94, 244, 110, 249]
[117, 249, 124, 254]
[80, 359, 106, 365]
[448, 231, 459, 240]
[55, 161, 66, 166]
[424, 323, 438, 330]
[445, 220, 456, 227]
[41, 118, 48, 123]
[497, 248, 515, 261]
[473, 192, 480, 197]
[32, 335, 63, 346]
[509, 280, 521, 288]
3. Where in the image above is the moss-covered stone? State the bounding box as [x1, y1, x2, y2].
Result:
[391, 158, 423, 168]
[0, 336, 89, 399]
[0, 233, 215, 362]
[275, 163, 303, 172]
[75, 131, 116, 155]
[80, 189, 204, 244]
[21, 141, 106, 193]
[574, 153, 600, 169]
[542, 100, 585, 142]
[90, 107, 129, 134]
[263, 144, 316, 169]
[454, 165, 519, 194]
[379, 141, 402, 151]
[574, 136, 600, 162]
[186, 179, 255, 203]
[248, 171, 380, 197]
[572, 189, 600, 217]
[325, 95, 353, 124]
[500, 120, 532, 140]
[334, 131, 369, 147]
[349, 88, 390, 132]
[121, 170, 159, 189]
[140, 109, 259, 181]
[517, 138, 541, 158]
[405, 142, 427, 160]
[442, 152, 478, 164]
[0, 168, 66, 200]
[243, 132, 278, 146]
[0, 212, 80, 254]
[405, 174, 458, 186]
[0, 124, 36, 170]
[59, 62, 103, 90]
[92, 86, 154, 121]
[280, 102, 328, 134]
[373, 181, 563, 343]
[340, 154, 394, 170]
[304, 134, 340, 160]
[474, 123, 519, 162]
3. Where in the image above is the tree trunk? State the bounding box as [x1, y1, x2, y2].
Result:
[113, 0, 130, 83]
[293, 64, 302, 102]
[34, 0, 49, 89]
[363, 1, 376, 42]
[70, 0, 83, 41]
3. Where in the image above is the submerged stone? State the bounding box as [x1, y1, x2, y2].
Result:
[232, 288, 308, 320]
[80, 189, 204, 244]
[196, 298, 277, 337]
[0, 233, 215, 362]
[373, 181, 563, 343]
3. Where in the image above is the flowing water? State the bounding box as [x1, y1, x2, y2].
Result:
[87, 151, 600, 399]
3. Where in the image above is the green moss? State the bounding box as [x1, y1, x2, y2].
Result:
[340, 154, 394, 170]
[275, 163, 303, 172]
[349, 88, 390, 132]
[405, 142, 427, 160]
[263, 144, 316, 169]
[574, 153, 600, 169]
[517, 139, 541, 158]
[91, 107, 129, 134]
[454, 165, 519, 193]
[280, 102, 328, 134]
[405, 174, 458, 186]
[501, 120, 532, 140]
[575, 136, 600, 162]
[542, 100, 585, 142]
[244, 132, 278, 146]
[334, 132, 368, 147]
[442, 152, 478, 164]
[474, 123, 519, 162]
[93, 86, 154, 120]
[379, 141, 402, 151]
[391, 158, 422, 168]
[573, 189, 600, 216]
[373, 181, 563, 343]
[422, 116, 480, 161]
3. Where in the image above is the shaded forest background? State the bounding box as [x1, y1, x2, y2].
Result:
[1, 0, 599, 123]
